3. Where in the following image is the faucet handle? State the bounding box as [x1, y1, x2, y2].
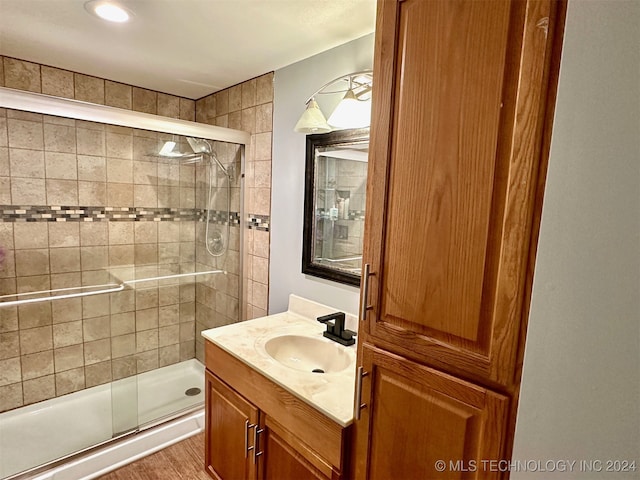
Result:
[341, 329, 357, 341]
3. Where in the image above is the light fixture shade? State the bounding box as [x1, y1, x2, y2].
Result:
[294, 99, 332, 134]
[327, 90, 371, 129]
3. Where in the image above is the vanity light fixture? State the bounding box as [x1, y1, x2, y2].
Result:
[84, 0, 132, 23]
[294, 70, 373, 134]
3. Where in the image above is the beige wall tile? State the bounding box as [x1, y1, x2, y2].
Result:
[15, 249, 49, 276]
[111, 334, 135, 358]
[84, 338, 110, 365]
[108, 244, 134, 266]
[135, 287, 158, 309]
[16, 274, 50, 294]
[44, 123, 76, 153]
[157, 186, 179, 208]
[136, 330, 158, 353]
[157, 93, 180, 118]
[46, 179, 78, 205]
[107, 183, 133, 206]
[111, 311, 135, 336]
[0, 147, 9, 174]
[252, 281, 268, 310]
[0, 331, 20, 360]
[17, 302, 51, 331]
[136, 307, 158, 331]
[228, 85, 242, 113]
[105, 81, 132, 109]
[74, 74, 105, 104]
[158, 324, 179, 347]
[80, 223, 108, 246]
[253, 229, 270, 258]
[0, 56, 4, 87]
[85, 360, 112, 387]
[215, 90, 229, 116]
[78, 155, 106, 181]
[179, 321, 195, 342]
[0, 177, 10, 204]
[159, 304, 179, 326]
[241, 79, 257, 109]
[52, 321, 82, 348]
[179, 98, 195, 121]
[136, 349, 158, 373]
[159, 344, 179, 367]
[108, 222, 134, 245]
[9, 148, 44, 178]
[254, 132, 272, 161]
[132, 88, 157, 114]
[14, 222, 48, 249]
[48, 222, 79, 248]
[111, 355, 135, 380]
[0, 223, 13, 251]
[41, 66, 74, 98]
[11, 177, 46, 204]
[83, 315, 110, 341]
[77, 128, 106, 156]
[253, 160, 271, 188]
[0, 357, 21, 386]
[133, 160, 157, 185]
[110, 289, 135, 314]
[21, 350, 54, 380]
[82, 294, 109, 319]
[228, 110, 241, 130]
[256, 73, 274, 104]
[0, 383, 23, 412]
[45, 152, 78, 180]
[157, 163, 179, 186]
[23, 375, 55, 405]
[4, 58, 41, 93]
[135, 243, 158, 266]
[106, 131, 133, 160]
[251, 255, 269, 284]
[55, 367, 85, 395]
[52, 297, 82, 324]
[20, 325, 53, 355]
[50, 247, 81, 273]
[255, 103, 273, 133]
[107, 158, 133, 183]
[197, 99, 210, 124]
[78, 180, 107, 205]
[134, 222, 157, 244]
[179, 341, 194, 361]
[54, 344, 84, 372]
[134, 184, 157, 207]
[132, 135, 158, 161]
[158, 222, 180, 243]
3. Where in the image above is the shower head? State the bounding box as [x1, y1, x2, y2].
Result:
[187, 137, 212, 155]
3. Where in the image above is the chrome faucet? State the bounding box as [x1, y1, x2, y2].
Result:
[317, 312, 356, 346]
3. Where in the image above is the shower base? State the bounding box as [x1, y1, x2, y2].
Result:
[0, 359, 205, 480]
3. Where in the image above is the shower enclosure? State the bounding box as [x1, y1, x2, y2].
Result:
[0, 88, 249, 479]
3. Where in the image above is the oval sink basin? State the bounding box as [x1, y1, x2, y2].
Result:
[264, 335, 352, 374]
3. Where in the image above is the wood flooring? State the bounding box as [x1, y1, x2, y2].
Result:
[97, 432, 210, 480]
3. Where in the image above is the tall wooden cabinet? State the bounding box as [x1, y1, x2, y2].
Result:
[353, 0, 566, 477]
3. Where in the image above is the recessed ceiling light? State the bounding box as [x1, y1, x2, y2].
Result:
[85, 1, 132, 23]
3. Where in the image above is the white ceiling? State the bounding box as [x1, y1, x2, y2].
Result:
[0, 0, 376, 99]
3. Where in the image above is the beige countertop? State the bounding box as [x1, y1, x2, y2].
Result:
[201, 295, 357, 427]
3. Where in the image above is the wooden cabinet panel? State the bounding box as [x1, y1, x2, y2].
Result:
[205, 370, 259, 480]
[363, 0, 565, 386]
[353, 344, 509, 480]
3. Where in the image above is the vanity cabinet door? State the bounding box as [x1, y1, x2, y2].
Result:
[205, 370, 260, 480]
[261, 417, 333, 480]
[352, 344, 509, 480]
[362, 0, 565, 386]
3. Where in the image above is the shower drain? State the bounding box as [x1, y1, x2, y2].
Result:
[185, 387, 202, 396]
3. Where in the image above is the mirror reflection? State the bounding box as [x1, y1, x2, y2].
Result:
[303, 129, 369, 286]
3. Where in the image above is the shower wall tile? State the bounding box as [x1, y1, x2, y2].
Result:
[22, 375, 55, 405]
[74, 74, 105, 105]
[41, 66, 74, 99]
[0, 331, 20, 359]
[132, 87, 157, 115]
[45, 152, 77, 179]
[105, 81, 133, 110]
[4, 58, 41, 93]
[22, 350, 54, 380]
[54, 344, 84, 372]
[0, 57, 4, 87]
[44, 123, 77, 153]
[85, 360, 112, 387]
[0, 383, 23, 411]
[9, 148, 45, 178]
[20, 326, 53, 355]
[55, 367, 85, 395]
[158, 93, 180, 119]
[179, 98, 196, 122]
[241, 79, 257, 109]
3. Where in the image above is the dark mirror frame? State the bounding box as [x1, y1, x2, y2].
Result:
[302, 128, 369, 287]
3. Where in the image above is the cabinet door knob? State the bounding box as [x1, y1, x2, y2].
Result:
[360, 263, 373, 322]
[354, 365, 369, 420]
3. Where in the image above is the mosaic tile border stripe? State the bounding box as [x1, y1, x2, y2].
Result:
[0, 205, 243, 225]
[248, 215, 270, 232]
[316, 208, 366, 221]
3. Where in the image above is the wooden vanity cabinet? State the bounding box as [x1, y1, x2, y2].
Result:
[352, 0, 566, 478]
[204, 340, 349, 480]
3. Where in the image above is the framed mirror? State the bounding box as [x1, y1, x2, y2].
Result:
[302, 128, 369, 286]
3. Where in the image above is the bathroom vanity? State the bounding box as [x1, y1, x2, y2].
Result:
[201, 296, 357, 480]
